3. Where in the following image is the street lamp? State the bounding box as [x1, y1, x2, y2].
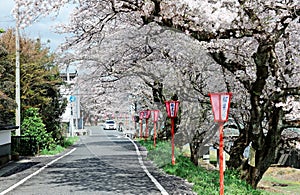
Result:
[165, 100, 180, 165]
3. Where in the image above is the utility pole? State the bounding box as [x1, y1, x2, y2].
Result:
[74, 74, 80, 130]
[15, 3, 21, 136]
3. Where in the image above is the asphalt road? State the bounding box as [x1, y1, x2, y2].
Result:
[0, 126, 195, 195]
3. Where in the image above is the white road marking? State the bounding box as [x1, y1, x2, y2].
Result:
[127, 138, 169, 195]
[0, 148, 77, 195]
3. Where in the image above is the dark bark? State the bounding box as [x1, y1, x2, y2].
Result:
[228, 131, 249, 168]
[189, 130, 206, 166]
[152, 80, 165, 103]
[232, 39, 287, 188]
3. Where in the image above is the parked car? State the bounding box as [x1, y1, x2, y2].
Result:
[103, 120, 117, 130]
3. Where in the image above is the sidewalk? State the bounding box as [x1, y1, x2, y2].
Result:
[0, 156, 41, 177]
[0, 149, 73, 178]
[0, 150, 75, 194]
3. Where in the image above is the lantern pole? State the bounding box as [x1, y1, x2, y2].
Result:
[139, 118, 143, 139]
[145, 118, 149, 139]
[153, 121, 157, 147]
[171, 117, 175, 165]
[165, 100, 180, 165]
[209, 92, 232, 195]
[219, 122, 224, 195]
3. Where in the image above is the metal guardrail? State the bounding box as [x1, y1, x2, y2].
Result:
[11, 136, 38, 156]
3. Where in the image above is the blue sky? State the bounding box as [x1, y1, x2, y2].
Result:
[0, 1, 73, 52]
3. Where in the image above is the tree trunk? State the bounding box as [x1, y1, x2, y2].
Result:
[228, 131, 249, 169]
[229, 128, 281, 188]
[240, 143, 278, 188]
[231, 105, 284, 189]
[189, 130, 207, 166]
[228, 41, 284, 188]
[190, 142, 199, 166]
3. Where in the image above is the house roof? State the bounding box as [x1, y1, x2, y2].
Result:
[0, 125, 19, 131]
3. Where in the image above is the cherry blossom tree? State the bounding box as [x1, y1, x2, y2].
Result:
[62, 21, 228, 166]
[14, 0, 300, 188]
[124, 0, 299, 187]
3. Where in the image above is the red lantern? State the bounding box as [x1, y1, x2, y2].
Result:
[143, 110, 151, 138]
[165, 101, 180, 118]
[208, 92, 232, 195]
[139, 111, 144, 120]
[208, 93, 232, 122]
[153, 110, 159, 123]
[143, 110, 151, 119]
[165, 100, 180, 165]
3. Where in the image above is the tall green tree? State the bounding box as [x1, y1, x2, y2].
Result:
[0, 44, 15, 125]
[0, 29, 67, 141]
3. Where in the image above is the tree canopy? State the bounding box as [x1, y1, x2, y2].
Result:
[13, 0, 300, 188]
[0, 44, 15, 125]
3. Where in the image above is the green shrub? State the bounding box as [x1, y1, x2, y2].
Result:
[21, 107, 54, 150]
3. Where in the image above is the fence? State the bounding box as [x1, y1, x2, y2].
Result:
[11, 136, 38, 156]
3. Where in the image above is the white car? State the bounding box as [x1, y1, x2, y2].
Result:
[103, 120, 117, 130]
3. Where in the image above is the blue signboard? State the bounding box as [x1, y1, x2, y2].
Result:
[69, 95, 76, 102]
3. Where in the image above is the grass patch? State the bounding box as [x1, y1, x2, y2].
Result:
[62, 136, 79, 148]
[40, 136, 79, 155]
[40, 145, 65, 155]
[139, 139, 269, 195]
[258, 167, 300, 195]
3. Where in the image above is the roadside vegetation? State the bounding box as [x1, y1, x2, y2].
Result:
[0, 29, 71, 157]
[21, 107, 78, 156]
[258, 167, 300, 195]
[139, 139, 268, 195]
[0, 29, 67, 143]
[40, 136, 79, 155]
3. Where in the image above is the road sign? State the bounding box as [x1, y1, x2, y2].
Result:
[69, 95, 76, 102]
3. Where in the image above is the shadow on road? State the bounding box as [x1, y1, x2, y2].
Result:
[47, 156, 161, 194]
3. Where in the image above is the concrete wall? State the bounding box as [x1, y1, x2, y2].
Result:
[0, 143, 11, 166]
[0, 130, 12, 166]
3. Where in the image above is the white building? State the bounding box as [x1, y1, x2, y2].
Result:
[60, 68, 82, 136]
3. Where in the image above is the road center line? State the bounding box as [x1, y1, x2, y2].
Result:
[127, 138, 169, 195]
[0, 148, 77, 195]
